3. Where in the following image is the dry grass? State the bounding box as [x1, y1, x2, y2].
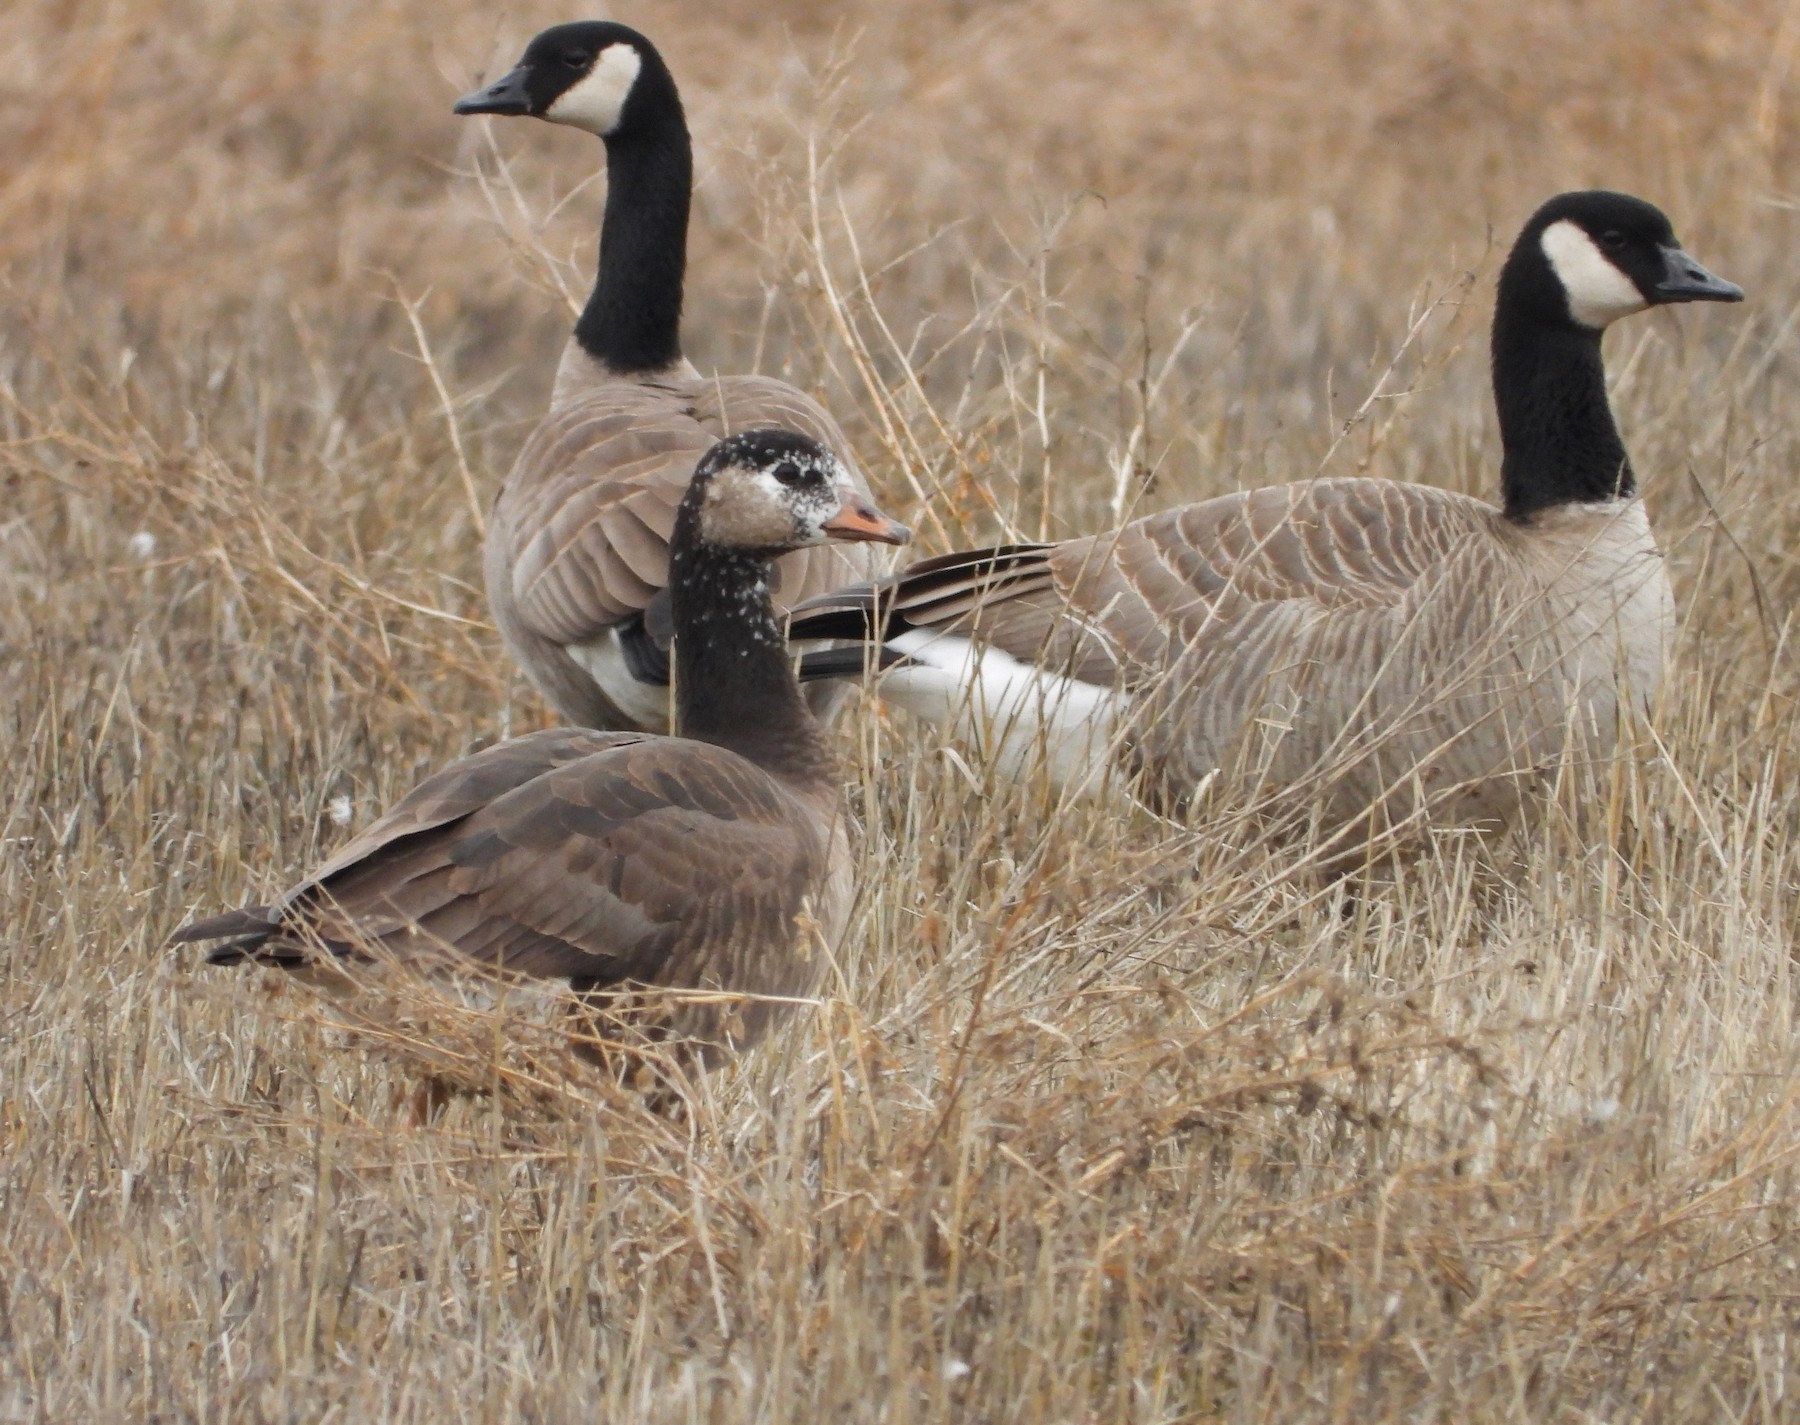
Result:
[5, 0, 1800, 1418]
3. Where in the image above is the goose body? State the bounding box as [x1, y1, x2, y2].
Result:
[175, 430, 910, 1064]
[455, 23, 886, 730]
[793, 193, 1741, 851]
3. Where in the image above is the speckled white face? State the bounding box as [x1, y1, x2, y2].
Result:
[544, 44, 642, 135]
[699, 456, 850, 551]
[1541, 219, 1649, 329]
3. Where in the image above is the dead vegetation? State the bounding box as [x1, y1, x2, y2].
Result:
[3, 0, 1800, 1419]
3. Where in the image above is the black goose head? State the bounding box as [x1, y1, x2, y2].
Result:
[1502, 190, 1743, 333]
[453, 21, 677, 139]
[681, 430, 911, 561]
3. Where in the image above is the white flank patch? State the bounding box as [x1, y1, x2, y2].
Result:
[1540, 219, 1647, 329]
[569, 625, 673, 730]
[545, 44, 643, 135]
[878, 630, 1123, 788]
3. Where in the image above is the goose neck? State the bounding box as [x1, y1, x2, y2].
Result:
[574, 119, 691, 376]
[669, 543, 834, 783]
[1493, 309, 1635, 522]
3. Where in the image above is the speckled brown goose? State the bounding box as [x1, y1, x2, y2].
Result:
[453, 22, 886, 730]
[174, 430, 910, 1065]
[792, 192, 1744, 856]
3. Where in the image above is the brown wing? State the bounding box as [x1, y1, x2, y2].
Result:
[979, 482, 1539, 820]
[180, 730, 833, 1000]
[1038, 478, 1490, 682]
[493, 368, 884, 647]
[171, 728, 635, 946]
[794, 479, 1649, 849]
[794, 480, 1490, 689]
[299, 728, 641, 891]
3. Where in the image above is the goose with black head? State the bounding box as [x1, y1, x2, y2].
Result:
[789, 192, 1743, 863]
[454, 22, 889, 731]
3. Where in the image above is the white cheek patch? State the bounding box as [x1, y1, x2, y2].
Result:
[545, 44, 643, 135]
[785, 477, 845, 546]
[1540, 219, 1648, 329]
[805, 480, 862, 545]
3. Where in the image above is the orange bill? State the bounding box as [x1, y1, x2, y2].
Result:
[822, 495, 912, 546]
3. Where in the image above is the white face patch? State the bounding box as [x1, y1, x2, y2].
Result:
[1540, 219, 1648, 329]
[544, 44, 643, 135]
[695, 441, 850, 550]
[802, 478, 864, 546]
[699, 468, 834, 550]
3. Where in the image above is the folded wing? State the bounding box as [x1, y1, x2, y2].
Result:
[174, 728, 833, 1004]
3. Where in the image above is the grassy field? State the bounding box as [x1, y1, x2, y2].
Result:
[4, 0, 1800, 1418]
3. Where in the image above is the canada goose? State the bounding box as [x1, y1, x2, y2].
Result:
[453, 22, 887, 730]
[173, 430, 911, 1066]
[791, 192, 1743, 855]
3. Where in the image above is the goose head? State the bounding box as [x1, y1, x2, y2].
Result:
[453, 21, 670, 138]
[1507, 190, 1743, 332]
[684, 430, 911, 559]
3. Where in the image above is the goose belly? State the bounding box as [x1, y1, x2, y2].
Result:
[878, 630, 1126, 788]
[566, 628, 674, 731]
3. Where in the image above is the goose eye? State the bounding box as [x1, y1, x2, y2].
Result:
[1600, 230, 1626, 249]
[562, 50, 591, 68]
[772, 462, 804, 486]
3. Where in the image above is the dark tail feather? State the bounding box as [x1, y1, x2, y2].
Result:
[170, 906, 280, 945]
[204, 937, 306, 967]
[788, 542, 1056, 645]
[788, 597, 886, 644]
[617, 612, 671, 687]
[172, 905, 302, 968]
[796, 645, 914, 683]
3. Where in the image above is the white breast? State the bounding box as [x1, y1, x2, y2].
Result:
[1523, 498, 1673, 727]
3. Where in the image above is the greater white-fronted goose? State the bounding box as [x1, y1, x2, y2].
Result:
[453, 22, 887, 730]
[174, 429, 910, 1065]
[791, 192, 1744, 855]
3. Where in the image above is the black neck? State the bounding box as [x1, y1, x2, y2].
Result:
[1492, 306, 1634, 522]
[670, 542, 833, 783]
[573, 110, 690, 374]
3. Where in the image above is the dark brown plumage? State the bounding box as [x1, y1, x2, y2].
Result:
[175, 429, 910, 1067]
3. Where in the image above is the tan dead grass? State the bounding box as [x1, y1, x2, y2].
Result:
[4, 0, 1800, 1418]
